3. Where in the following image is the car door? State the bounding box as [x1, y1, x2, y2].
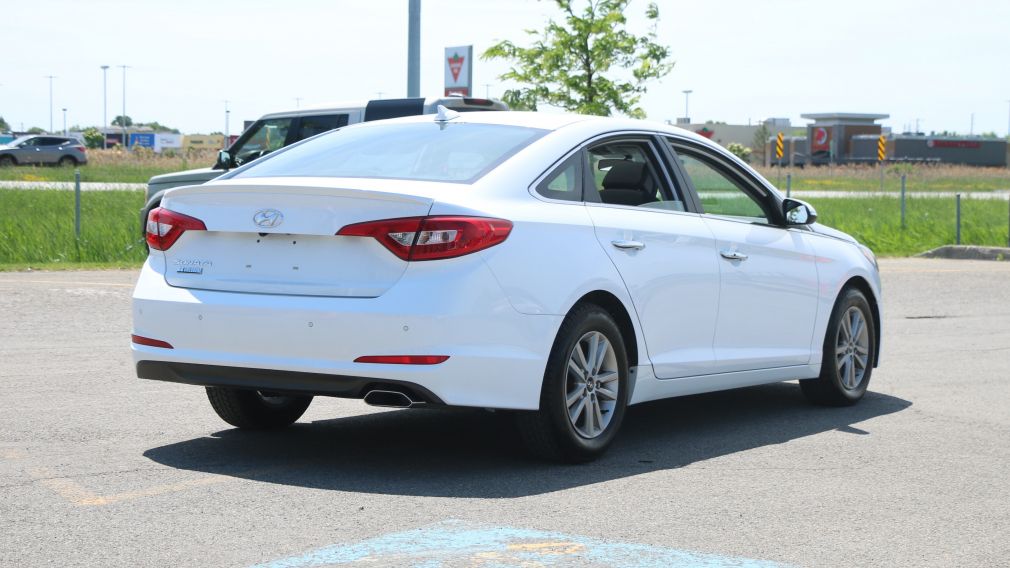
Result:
[667, 139, 819, 374]
[583, 135, 721, 379]
[36, 137, 63, 164]
[14, 138, 42, 163]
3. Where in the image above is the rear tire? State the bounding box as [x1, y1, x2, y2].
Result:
[516, 303, 629, 463]
[205, 387, 312, 429]
[58, 156, 77, 167]
[800, 288, 876, 406]
[0, 155, 15, 167]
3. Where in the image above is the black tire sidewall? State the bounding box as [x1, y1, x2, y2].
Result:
[821, 289, 875, 401]
[542, 306, 629, 460]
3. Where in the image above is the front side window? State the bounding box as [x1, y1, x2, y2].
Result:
[232, 118, 294, 165]
[675, 149, 768, 222]
[232, 122, 546, 184]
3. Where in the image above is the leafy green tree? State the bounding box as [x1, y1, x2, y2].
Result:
[751, 123, 770, 164]
[483, 0, 672, 118]
[0, 116, 10, 132]
[111, 115, 133, 127]
[138, 121, 180, 133]
[726, 143, 752, 163]
[82, 127, 105, 149]
[27, 126, 45, 134]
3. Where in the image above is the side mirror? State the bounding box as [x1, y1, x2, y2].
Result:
[215, 149, 232, 170]
[783, 198, 817, 226]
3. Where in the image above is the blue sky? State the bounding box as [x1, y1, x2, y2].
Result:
[2, 0, 1008, 136]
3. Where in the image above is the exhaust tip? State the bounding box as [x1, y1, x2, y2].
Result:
[363, 389, 418, 408]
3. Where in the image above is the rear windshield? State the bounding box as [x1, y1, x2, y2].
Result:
[230, 122, 546, 183]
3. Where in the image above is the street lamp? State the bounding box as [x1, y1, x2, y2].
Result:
[682, 89, 692, 122]
[45, 75, 56, 133]
[224, 100, 230, 149]
[101, 65, 109, 149]
[119, 65, 130, 148]
[62, 108, 67, 136]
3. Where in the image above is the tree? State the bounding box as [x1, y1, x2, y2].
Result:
[726, 143, 752, 163]
[482, 0, 672, 118]
[27, 126, 45, 134]
[138, 121, 180, 134]
[751, 123, 770, 164]
[111, 115, 133, 127]
[0, 116, 10, 132]
[82, 127, 104, 149]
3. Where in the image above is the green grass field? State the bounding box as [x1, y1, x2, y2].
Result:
[0, 163, 184, 184]
[1, 189, 1007, 270]
[0, 190, 148, 269]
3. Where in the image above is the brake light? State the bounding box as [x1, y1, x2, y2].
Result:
[354, 355, 449, 365]
[337, 216, 512, 261]
[146, 207, 207, 251]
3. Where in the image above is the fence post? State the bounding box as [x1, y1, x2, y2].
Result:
[900, 174, 906, 229]
[74, 169, 81, 239]
[786, 173, 792, 198]
[955, 193, 961, 245]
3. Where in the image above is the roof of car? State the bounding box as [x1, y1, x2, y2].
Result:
[371, 110, 714, 143]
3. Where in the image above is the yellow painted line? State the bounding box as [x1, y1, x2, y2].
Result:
[26, 466, 235, 507]
[0, 448, 28, 460]
[507, 541, 586, 555]
[0, 279, 134, 288]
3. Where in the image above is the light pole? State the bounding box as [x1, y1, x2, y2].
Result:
[682, 89, 692, 122]
[62, 108, 67, 136]
[101, 65, 109, 148]
[294, 97, 302, 108]
[1006, 100, 1010, 138]
[119, 65, 130, 148]
[407, 0, 420, 97]
[45, 75, 56, 133]
[224, 100, 230, 149]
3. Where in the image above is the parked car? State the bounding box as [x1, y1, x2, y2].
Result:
[0, 135, 87, 166]
[140, 96, 508, 232]
[132, 110, 881, 462]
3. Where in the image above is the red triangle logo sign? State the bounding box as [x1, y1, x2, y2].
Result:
[448, 53, 464, 82]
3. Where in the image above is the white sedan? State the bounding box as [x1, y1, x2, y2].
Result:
[132, 110, 881, 462]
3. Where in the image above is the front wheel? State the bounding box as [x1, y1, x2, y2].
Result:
[205, 387, 312, 429]
[516, 304, 629, 463]
[58, 156, 77, 167]
[801, 288, 876, 406]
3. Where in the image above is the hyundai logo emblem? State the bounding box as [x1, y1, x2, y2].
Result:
[253, 208, 284, 228]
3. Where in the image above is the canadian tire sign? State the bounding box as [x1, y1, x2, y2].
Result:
[444, 45, 473, 96]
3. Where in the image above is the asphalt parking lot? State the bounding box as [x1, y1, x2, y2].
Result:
[1, 258, 1008, 567]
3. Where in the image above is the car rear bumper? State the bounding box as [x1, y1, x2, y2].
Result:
[131, 256, 562, 410]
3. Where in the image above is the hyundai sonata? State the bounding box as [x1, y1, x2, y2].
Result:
[132, 109, 881, 462]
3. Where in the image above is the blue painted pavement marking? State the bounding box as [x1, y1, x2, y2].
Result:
[251, 519, 790, 568]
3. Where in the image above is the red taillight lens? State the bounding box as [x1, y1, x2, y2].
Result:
[131, 334, 174, 349]
[146, 207, 207, 251]
[337, 216, 512, 261]
[354, 355, 449, 365]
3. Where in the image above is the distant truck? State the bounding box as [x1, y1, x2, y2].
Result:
[141, 96, 508, 231]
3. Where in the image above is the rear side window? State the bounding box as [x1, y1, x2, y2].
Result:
[233, 122, 547, 184]
[295, 114, 348, 141]
[535, 154, 582, 202]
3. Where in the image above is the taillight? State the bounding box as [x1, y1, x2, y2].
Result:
[146, 207, 207, 251]
[337, 216, 512, 261]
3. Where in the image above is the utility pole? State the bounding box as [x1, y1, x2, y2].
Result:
[407, 0, 420, 97]
[294, 97, 302, 108]
[119, 65, 130, 148]
[62, 108, 67, 136]
[484, 83, 492, 98]
[224, 100, 230, 149]
[101, 65, 109, 148]
[682, 89, 692, 122]
[45, 75, 56, 133]
[970, 112, 974, 136]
